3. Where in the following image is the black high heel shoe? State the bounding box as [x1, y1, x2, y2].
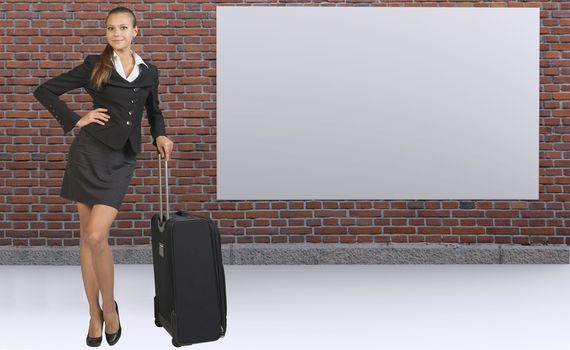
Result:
[86, 309, 104, 347]
[105, 301, 122, 346]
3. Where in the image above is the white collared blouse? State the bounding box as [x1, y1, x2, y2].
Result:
[112, 50, 148, 82]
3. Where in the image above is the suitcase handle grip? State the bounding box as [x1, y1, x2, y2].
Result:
[158, 153, 170, 224]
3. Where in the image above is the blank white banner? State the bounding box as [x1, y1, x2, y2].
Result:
[216, 7, 539, 200]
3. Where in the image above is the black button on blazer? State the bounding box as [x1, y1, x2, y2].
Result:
[33, 54, 167, 154]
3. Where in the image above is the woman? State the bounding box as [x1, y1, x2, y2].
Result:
[33, 6, 174, 347]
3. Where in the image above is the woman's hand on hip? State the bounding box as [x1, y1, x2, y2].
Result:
[76, 108, 110, 128]
[156, 136, 174, 160]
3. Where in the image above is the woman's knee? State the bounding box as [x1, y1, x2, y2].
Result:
[84, 204, 117, 249]
[85, 230, 108, 250]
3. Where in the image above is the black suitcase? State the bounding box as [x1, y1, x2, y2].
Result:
[151, 154, 227, 347]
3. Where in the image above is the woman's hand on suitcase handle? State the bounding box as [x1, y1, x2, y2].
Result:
[76, 108, 111, 128]
[156, 135, 174, 160]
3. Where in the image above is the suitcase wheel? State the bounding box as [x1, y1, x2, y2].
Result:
[154, 318, 162, 327]
[172, 339, 182, 347]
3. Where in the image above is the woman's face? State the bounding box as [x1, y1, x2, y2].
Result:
[105, 13, 138, 52]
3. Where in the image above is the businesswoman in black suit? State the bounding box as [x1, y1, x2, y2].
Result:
[33, 6, 174, 347]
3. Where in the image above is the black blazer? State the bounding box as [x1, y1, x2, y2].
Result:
[33, 54, 167, 154]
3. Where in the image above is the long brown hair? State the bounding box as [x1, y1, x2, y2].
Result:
[90, 7, 137, 90]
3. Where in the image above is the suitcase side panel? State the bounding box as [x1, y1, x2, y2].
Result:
[206, 218, 227, 335]
[177, 211, 227, 336]
[171, 218, 222, 344]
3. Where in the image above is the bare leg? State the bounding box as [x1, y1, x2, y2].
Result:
[84, 204, 120, 334]
[77, 202, 103, 338]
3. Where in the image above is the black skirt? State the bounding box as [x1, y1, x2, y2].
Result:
[61, 129, 137, 211]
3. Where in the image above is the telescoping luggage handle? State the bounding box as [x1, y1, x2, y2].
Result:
[158, 153, 170, 232]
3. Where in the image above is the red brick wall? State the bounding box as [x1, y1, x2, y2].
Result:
[1, 1, 564, 247]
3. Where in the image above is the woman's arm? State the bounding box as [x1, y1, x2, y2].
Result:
[145, 65, 167, 147]
[33, 56, 92, 134]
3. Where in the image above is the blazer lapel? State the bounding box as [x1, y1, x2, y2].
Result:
[107, 63, 153, 88]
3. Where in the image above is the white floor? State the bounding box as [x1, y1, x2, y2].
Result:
[0, 264, 569, 350]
